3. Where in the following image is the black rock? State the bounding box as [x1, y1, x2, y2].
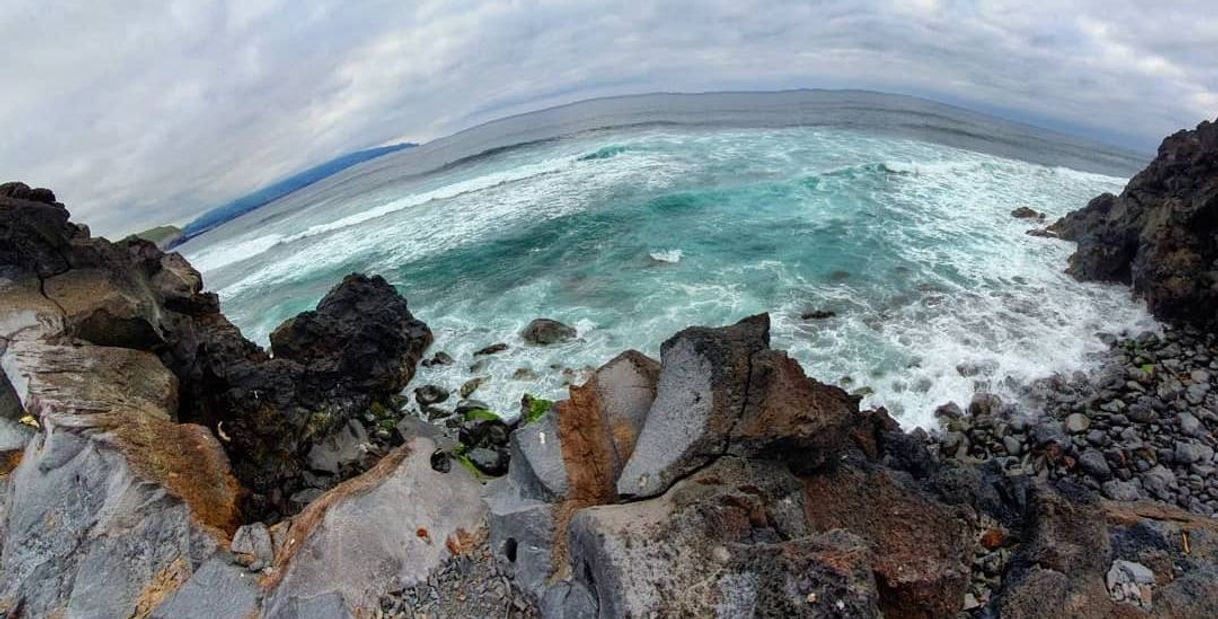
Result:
[415, 385, 450, 406]
[474, 343, 509, 356]
[1050, 118, 1218, 328]
[801, 309, 837, 320]
[467, 447, 509, 476]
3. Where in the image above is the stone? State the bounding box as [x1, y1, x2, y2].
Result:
[474, 343, 509, 356]
[506, 411, 570, 501]
[263, 436, 485, 617]
[617, 314, 770, 498]
[0, 342, 241, 617]
[540, 581, 599, 619]
[1003, 435, 1023, 456]
[415, 385, 450, 406]
[467, 447, 509, 476]
[306, 419, 370, 475]
[1065, 413, 1091, 433]
[969, 392, 1002, 416]
[800, 309, 837, 320]
[460, 378, 485, 398]
[485, 482, 557, 601]
[520, 318, 577, 345]
[150, 554, 262, 619]
[585, 350, 661, 464]
[1101, 480, 1141, 502]
[1011, 206, 1044, 219]
[571, 456, 881, 618]
[725, 349, 857, 474]
[1142, 465, 1177, 501]
[1106, 560, 1155, 610]
[231, 522, 275, 571]
[1077, 449, 1112, 481]
[1178, 412, 1204, 437]
[802, 464, 973, 618]
[934, 401, 964, 420]
[1175, 441, 1212, 465]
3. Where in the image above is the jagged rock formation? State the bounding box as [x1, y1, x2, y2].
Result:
[490, 315, 1218, 618]
[0, 185, 432, 517]
[0, 184, 479, 617]
[1051, 118, 1218, 327]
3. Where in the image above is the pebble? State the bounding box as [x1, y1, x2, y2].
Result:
[1065, 413, 1091, 433]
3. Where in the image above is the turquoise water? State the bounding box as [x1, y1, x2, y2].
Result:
[181, 121, 1152, 428]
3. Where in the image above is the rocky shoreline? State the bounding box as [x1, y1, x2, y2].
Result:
[1, 116, 1218, 618]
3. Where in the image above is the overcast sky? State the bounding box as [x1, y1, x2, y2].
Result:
[3, 1, 1215, 236]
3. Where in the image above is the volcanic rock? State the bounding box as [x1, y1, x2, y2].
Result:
[520, 318, 577, 345]
[1051, 118, 1218, 327]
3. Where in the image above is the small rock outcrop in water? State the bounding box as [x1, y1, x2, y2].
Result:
[1051, 118, 1218, 327]
[520, 318, 577, 345]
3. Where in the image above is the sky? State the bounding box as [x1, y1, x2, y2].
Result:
[2, 1, 1216, 237]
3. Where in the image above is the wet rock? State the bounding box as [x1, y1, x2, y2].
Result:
[520, 318, 577, 345]
[801, 309, 836, 320]
[934, 401, 964, 420]
[969, 392, 1002, 416]
[460, 377, 485, 398]
[1011, 206, 1045, 220]
[415, 385, 450, 406]
[475, 343, 509, 356]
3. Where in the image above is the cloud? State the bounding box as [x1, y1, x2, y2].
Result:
[1, 0, 1214, 236]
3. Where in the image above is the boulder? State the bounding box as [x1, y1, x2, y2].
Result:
[802, 463, 974, 618]
[569, 456, 880, 617]
[727, 349, 856, 473]
[43, 267, 167, 349]
[1050, 118, 1218, 327]
[521, 318, 577, 345]
[485, 482, 558, 600]
[269, 273, 431, 394]
[507, 411, 570, 502]
[263, 436, 485, 616]
[0, 343, 241, 618]
[150, 554, 262, 619]
[617, 314, 769, 498]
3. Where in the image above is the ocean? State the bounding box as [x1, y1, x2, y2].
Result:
[178, 90, 1155, 428]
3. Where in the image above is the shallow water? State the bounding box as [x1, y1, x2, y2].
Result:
[180, 93, 1154, 428]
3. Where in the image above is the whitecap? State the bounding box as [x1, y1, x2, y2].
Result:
[649, 248, 683, 263]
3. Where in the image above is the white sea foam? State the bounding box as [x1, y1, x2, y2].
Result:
[184, 233, 285, 272]
[649, 248, 683, 263]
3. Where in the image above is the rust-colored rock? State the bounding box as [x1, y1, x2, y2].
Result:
[803, 464, 974, 618]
